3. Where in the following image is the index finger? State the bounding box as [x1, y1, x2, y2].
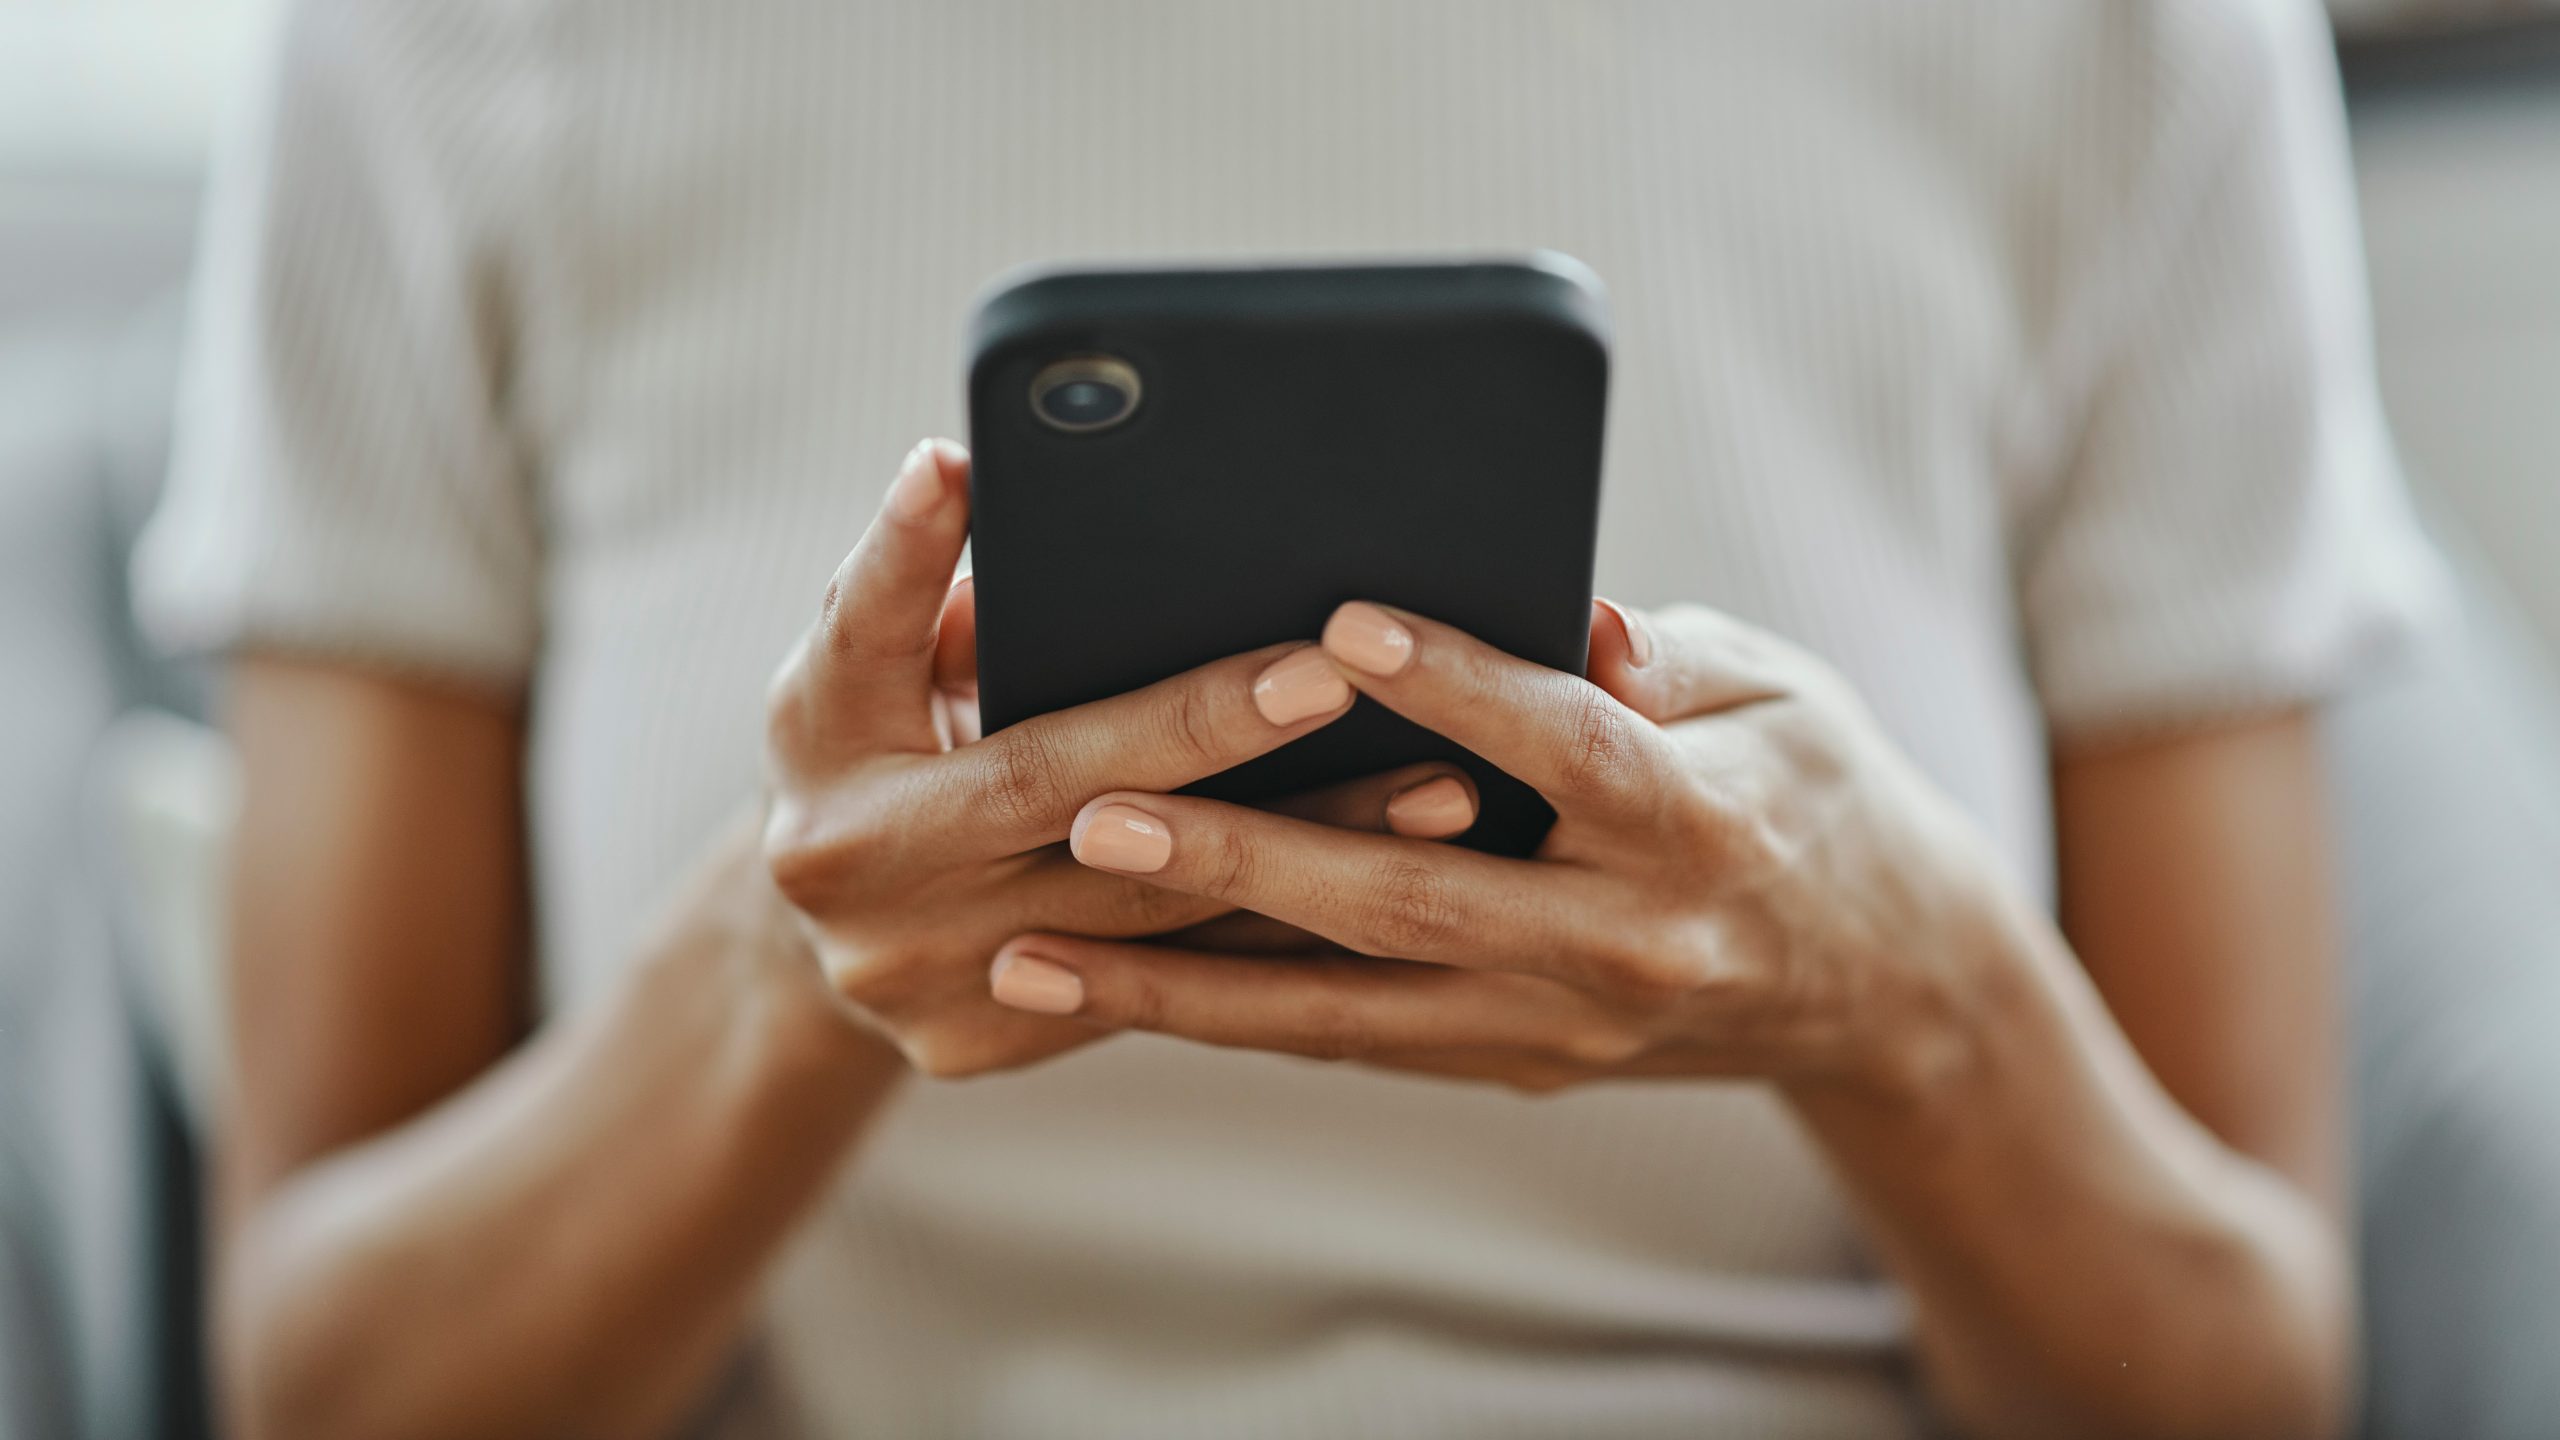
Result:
[1057, 787, 1600, 979]
[917, 640, 1358, 857]
[1320, 601, 1676, 817]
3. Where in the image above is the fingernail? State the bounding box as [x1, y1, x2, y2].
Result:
[1595, 598, 1653, 667]
[1323, 602, 1415, 676]
[1385, 775, 1476, 839]
[991, 950, 1085, 1015]
[883, 439, 945, 524]
[1071, 803, 1172, 873]
[1252, 646, 1353, 725]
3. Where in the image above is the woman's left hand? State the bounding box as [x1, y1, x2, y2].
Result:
[988, 598, 2006, 1101]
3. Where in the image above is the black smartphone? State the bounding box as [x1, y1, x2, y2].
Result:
[965, 256, 1609, 856]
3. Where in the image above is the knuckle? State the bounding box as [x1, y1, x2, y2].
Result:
[1693, 914, 1777, 1003]
[816, 571, 849, 644]
[824, 935, 923, 1011]
[1556, 690, 1646, 804]
[765, 845, 834, 910]
[761, 791, 892, 908]
[1360, 859, 1464, 957]
[763, 642, 813, 742]
[761, 801, 836, 905]
[981, 729, 1077, 835]
[1286, 992, 1374, 1063]
[1613, 949, 1709, 1009]
[1552, 1022, 1647, 1068]
[1603, 919, 1755, 1011]
[900, 1020, 1050, 1082]
[1571, 921, 1695, 1005]
[1705, 788, 1793, 879]
[819, 587, 877, 668]
[1499, 1064, 1583, 1097]
[831, 958, 895, 1009]
[817, 564, 935, 669]
[1154, 681, 1235, 774]
[1768, 705, 1851, 791]
[1200, 825, 1261, 902]
[902, 1033, 987, 1080]
[1664, 742, 1785, 866]
[1665, 775, 1741, 859]
[1100, 879, 1209, 936]
[1107, 972, 1172, 1036]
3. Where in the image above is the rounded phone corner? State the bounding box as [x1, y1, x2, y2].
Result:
[1509, 251, 1613, 358]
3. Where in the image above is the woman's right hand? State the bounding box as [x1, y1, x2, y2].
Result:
[761, 438, 1482, 1078]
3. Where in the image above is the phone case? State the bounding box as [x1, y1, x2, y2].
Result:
[966, 256, 1609, 857]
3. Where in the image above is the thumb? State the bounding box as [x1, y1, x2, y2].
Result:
[1587, 598, 1795, 723]
[778, 438, 971, 761]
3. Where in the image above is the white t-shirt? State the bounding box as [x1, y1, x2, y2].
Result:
[138, 3, 2440, 1435]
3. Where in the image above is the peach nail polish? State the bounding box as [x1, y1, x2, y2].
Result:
[1072, 803, 1173, 873]
[1386, 775, 1476, 839]
[991, 951, 1085, 1015]
[1323, 602, 1415, 676]
[883, 440, 944, 523]
[1252, 646, 1353, 725]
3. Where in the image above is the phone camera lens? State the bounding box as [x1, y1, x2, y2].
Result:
[1030, 356, 1142, 433]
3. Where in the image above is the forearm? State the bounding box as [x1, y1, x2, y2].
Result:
[220, 841, 903, 1440]
[1790, 878, 2352, 1440]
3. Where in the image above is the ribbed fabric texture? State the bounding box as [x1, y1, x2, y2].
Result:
[136, 3, 2440, 1436]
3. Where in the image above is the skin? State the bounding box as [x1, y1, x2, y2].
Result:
[215, 438, 2351, 1439]
[212, 441, 1475, 1439]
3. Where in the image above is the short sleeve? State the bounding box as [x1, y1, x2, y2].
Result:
[2014, 0, 2447, 741]
[133, 1, 544, 685]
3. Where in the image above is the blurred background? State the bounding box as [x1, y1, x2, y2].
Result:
[2, 3, 2554, 1438]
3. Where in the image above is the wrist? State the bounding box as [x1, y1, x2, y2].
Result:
[722, 862, 907, 1113]
[1793, 844, 2041, 1134]
[643, 807, 905, 1125]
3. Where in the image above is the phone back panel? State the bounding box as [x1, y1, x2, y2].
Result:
[967, 260, 1609, 856]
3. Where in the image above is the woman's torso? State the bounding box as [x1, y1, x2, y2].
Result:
[508, 5, 2112, 1433]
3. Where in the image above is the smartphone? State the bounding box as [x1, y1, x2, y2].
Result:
[965, 256, 1609, 856]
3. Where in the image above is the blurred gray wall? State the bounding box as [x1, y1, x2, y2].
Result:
[2348, 28, 2560, 662]
[0, 170, 204, 1440]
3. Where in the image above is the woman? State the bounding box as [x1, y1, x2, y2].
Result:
[140, 2, 2439, 1436]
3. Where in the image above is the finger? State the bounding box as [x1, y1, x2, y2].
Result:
[923, 641, 1357, 856]
[1319, 601, 1675, 818]
[933, 574, 978, 698]
[1351, 1045, 1593, 1092]
[931, 688, 983, 749]
[1146, 761, 1491, 959]
[892, 1011, 1097, 1081]
[1586, 599, 1800, 725]
[1585, 597, 1645, 682]
[780, 439, 973, 756]
[1001, 850, 1238, 939]
[1063, 790, 1592, 975]
[931, 576, 983, 748]
[1154, 910, 1325, 954]
[1263, 762, 1481, 840]
[1165, 758, 1536, 949]
[987, 938, 1595, 1061]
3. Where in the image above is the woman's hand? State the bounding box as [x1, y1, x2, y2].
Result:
[986, 597, 2361, 1437]
[986, 597, 2002, 1101]
[763, 440, 1481, 1078]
